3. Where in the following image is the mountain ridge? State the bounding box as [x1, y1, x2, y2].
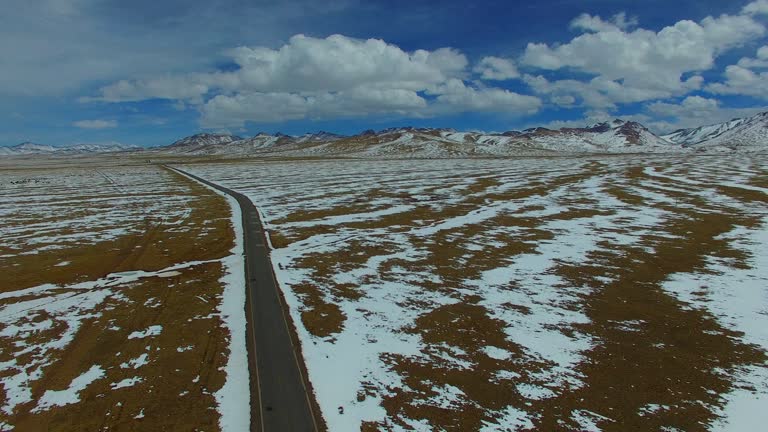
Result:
[3, 111, 766, 157]
[150, 111, 765, 157]
[662, 118, 750, 146]
[0, 141, 138, 156]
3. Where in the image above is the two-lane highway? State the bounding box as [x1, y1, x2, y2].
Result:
[167, 165, 319, 432]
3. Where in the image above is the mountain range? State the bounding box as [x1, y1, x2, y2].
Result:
[0, 141, 138, 156]
[3, 112, 767, 158]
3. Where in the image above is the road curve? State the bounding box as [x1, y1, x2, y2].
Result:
[167, 165, 319, 432]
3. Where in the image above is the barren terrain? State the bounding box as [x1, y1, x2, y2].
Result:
[0, 163, 248, 431]
[184, 155, 768, 431]
[2, 155, 766, 432]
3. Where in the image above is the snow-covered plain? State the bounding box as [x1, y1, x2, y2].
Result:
[186, 156, 768, 431]
[0, 165, 248, 430]
[0, 167, 193, 257]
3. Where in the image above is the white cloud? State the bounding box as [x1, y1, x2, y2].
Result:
[428, 79, 541, 114]
[521, 9, 766, 108]
[0, 0, 360, 97]
[200, 87, 430, 128]
[743, 0, 768, 15]
[523, 74, 697, 109]
[708, 45, 768, 99]
[90, 34, 540, 127]
[648, 95, 718, 116]
[223, 34, 468, 94]
[201, 93, 310, 127]
[72, 119, 117, 129]
[529, 109, 617, 130]
[473, 56, 520, 80]
[48, 3, 768, 130]
[646, 96, 767, 131]
[98, 34, 468, 101]
[200, 81, 542, 128]
[552, 95, 576, 106]
[83, 75, 212, 103]
[737, 45, 768, 68]
[708, 65, 768, 99]
[570, 12, 637, 33]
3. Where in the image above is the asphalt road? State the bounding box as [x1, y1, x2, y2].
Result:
[167, 166, 318, 432]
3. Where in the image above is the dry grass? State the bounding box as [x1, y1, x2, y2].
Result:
[249, 157, 767, 430]
[0, 165, 239, 430]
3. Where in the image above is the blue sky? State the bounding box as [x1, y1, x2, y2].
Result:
[2, 0, 768, 147]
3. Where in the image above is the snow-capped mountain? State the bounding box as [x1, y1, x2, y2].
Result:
[157, 121, 683, 158]
[164, 133, 244, 154]
[683, 112, 768, 152]
[60, 143, 139, 153]
[6, 142, 58, 154]
[0, 141, 137, 156]
[295, 131, 347, 143]
[662, 118, 750, 146]
[515, 119, 679, 153]
[161, 131, 348, 156]
[7, 112, 765, 159]
[162, 132, 294, 155]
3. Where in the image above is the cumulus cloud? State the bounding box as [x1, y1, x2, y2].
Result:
[91, 34, 540, 127]
[743, 0, 768, 15]
[428, 79, 541, 113]
[648, 95, 719, 117]
[521, 8, 766, 108]
[72, 119, 117, 129]
[708, 65, 768, 99]
[96, 34, 468, 101]
[523, 74, 697, 109]
[68, 2, 768, 130]
[708, 45, 768, 99]
[570, 12, 637, 33]
[83, 75, 213, 103]
[223, 35, 468, 93]
[644, 96, 767, 132]
[200, 88, 429, 128]
[737, 45, 768, 68]
[200, 80, 541, 128]
[473, 57, 520, 80]
[201, 93, 312, 127]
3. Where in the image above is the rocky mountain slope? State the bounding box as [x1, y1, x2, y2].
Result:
[663, 112, 768, 152]
[165, 133, 244, 154]
[693, 112, 768, 152]
[514, 120, 678, 154]
[662, 118, 749, 146]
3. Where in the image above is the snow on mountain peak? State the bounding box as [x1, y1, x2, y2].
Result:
[6, 112, 766, 158]
[169, 133, 243, 148]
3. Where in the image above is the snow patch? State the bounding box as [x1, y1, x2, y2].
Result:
[34, 365, 104, 412]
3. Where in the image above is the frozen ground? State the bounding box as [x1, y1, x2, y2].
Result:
[186, 156, 768, 431]
[0, 168, 190, 257]
[0, 165, 248, 431]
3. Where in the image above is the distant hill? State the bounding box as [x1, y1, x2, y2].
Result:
[5, 112, 767, 158]
[0, 141, 138, 156]
[663, 112, 768, 153]
[156, 120, 687, 158]
[166, 133, 244, 153]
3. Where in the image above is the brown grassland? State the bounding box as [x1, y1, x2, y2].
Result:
[201, 156, 768, 431]
[0, 163, 239, 431]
